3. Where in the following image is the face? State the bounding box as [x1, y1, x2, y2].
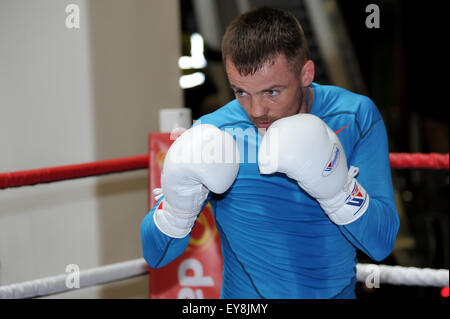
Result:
[225, 54, 314, 130]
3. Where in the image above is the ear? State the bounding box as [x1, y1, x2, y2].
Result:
[301, 60, 315, 87]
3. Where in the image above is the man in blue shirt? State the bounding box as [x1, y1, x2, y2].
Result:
[141, 6, 399, 299]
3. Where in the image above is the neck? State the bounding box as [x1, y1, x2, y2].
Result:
[298, 86, 314, 114]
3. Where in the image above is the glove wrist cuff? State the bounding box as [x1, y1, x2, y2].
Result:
[318, 177, 370, 225]
[153, 199, 199, 238]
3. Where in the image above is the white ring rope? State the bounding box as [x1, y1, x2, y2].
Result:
[356, 263, 449, 288]
[0, 258, 148, 299]
[0, 259, 448, 299]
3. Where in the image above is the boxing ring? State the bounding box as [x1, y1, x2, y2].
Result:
[0, 141, 448, 298]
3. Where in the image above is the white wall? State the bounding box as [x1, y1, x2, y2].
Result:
[0, 0, 182, 298]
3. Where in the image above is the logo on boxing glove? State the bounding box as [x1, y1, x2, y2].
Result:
[345, 180, 369, 218]
[322, 144, 340, 177]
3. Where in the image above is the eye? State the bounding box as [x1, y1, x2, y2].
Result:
[234, 89, 247, 97]
[267, 89, 279, 97]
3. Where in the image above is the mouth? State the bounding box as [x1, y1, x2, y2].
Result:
[255, 122, 272, 129]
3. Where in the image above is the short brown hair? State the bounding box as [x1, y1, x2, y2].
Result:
[222, 6, 310, 76]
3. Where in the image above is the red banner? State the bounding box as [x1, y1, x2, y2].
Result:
[148, 133, 223, 299]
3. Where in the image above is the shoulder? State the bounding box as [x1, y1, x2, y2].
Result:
[312, 83, 383, 135]
[193, 99, 252, 130]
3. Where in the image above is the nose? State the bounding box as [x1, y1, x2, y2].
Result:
[250, 96, 267, 119]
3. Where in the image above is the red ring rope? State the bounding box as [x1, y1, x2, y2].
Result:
[0, 155, 148, 189]
[389, 153, 449, 170]
[0, 153, 448, 190]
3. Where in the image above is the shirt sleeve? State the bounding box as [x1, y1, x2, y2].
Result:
[140, 197, 191, 268]
[338, 100, 400, 262]
[140, 193, 214, 268]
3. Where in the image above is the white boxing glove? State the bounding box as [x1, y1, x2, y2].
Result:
[258, 114, 369, 225]
[154, 124, 240, 238]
